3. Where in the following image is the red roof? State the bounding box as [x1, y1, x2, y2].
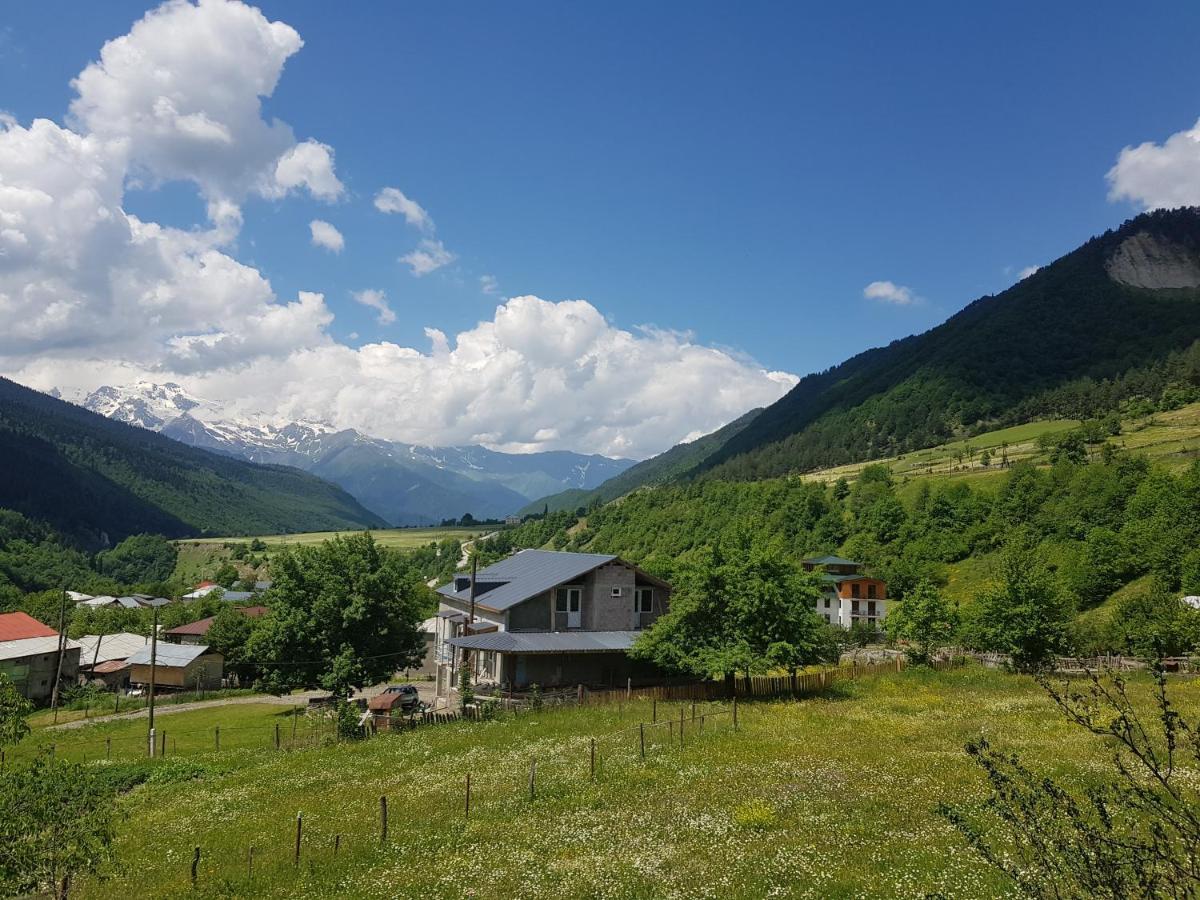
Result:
[194, 581, 218, 589]
[0, 611, 58, 642]
[164, 605, 268, 637]
[92, 659, 130, 674]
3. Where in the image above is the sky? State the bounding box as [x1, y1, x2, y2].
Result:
[2, 1, 1199, 459]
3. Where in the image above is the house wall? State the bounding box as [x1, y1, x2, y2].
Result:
[585, 562, 638, 630]
[836, 578, 888, 601]
[500, 651, 663, 688]
[130, 653, 223, 690]
[0, 648, 80, 703]
[508, 591, 551, 631]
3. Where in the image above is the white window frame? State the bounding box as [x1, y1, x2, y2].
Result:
[634, 587, 654, 614]
[610, 586, 623, 597]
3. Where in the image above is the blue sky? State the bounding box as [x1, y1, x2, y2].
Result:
[2, 2, 1199, 456]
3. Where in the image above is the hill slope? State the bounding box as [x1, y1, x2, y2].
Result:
[699, 208, 1200, 480]
[0, 377, 385, 544]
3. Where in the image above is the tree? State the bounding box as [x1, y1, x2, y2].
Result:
[967, 535, 1073, 671]
[205, 606, 257, 683]
[1104, 588, 1200, 659]
[0, 673, 32, 748]
[884, 580, 958, 665]
[212, 562, 239, 589]
[0, 753, 119, 897]
[943, 667, 1200, 898]
[247, 533, 430, 697]
[631, 542, 837, 684]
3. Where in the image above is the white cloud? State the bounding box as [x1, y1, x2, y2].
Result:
[351, 288, 395, 325]
[863, 280, 918, 305]
[401, 238, 454, 276]
[16, 296, 797, 458]
[1018, 265, 1040, 280]
[0, 0, 797, 459]
[1108, 118, 1200, 210]
[66, 0, 339, 207]
[374, 187, 432, 230]
[479, 274, 500, 295]
[309, 219, 344, 253]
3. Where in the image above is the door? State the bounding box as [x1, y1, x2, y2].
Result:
[555, 587, 582, 629]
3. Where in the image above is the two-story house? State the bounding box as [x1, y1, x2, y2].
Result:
[434, 549, 671, 692]
[801, 554, 890, 628]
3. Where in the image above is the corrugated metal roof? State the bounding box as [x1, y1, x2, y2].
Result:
[436, 549, 618, 611]
[0, 635, 82, 662]
[76, 633, 151, 664]
[0, 611, 57, 641]
[126, 643, 214, 667]
[447, 630, 639, 654]
[92, 659, 131, 674]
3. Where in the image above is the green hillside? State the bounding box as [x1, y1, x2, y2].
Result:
[519, 407, 763, 515]
[0, 377, 385, 545]
[695, 208, 1200, 481]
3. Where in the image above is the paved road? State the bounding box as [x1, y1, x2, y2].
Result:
[45, 681, 439, 731]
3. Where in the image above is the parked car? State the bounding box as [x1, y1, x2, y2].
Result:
[373, 684, 421, 714]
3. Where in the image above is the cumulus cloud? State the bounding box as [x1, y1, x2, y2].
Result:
[479, 274, 500, 295]
[309, 219, 344, 252]
[351, 289, 395, 325]
[18, 296, 797, 458]
[0, 0, 797, 459]
[863, 280, 918, 305]
[374, 187, 432, 230]
[401, 238, 455, 276]
[1108, 118, 1200, 210]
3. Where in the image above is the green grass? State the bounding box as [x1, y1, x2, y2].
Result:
[55, 666, 1195, 898]
[13, 702, 319, 766]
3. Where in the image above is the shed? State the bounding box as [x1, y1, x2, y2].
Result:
[127, 643, 224, 691]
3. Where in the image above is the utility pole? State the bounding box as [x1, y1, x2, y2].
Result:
[50, 589, 68, 719]
[148, 604, 159, 757]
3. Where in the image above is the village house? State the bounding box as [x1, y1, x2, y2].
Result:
[127, 643, 224, 691]
[0, 611, 81, 703]
[802, 555, 891, 628]
[163, 606, 268, 645]
[75, 632, 152, 690]
[434, 549, 671, 695]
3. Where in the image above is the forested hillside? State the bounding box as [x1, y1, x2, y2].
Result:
[479, 435, 1200, 654]
[697, 208, 1200, 481]
[0, 378, 384, 545]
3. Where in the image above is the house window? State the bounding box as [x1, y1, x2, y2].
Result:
[634, 588, 654, 614]
[823, 598, 831, 609]
[851, 583, 861, 598]
[852, 600, 860, 615]
[867, 601, 877, 617]
[555, 587, 582, 629]
[867, 583, 877, 599]
[611, 586, 623, 597]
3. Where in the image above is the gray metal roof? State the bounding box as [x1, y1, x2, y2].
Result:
[436, 549, 618, 611]
[803, 554, 861, 567]
[76, 633, 151, 664]
[126, 643, 214, 667]
[447, 630, 639, 654]
[218, 591, 255, 602]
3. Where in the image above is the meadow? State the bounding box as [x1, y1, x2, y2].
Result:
[52, 665, 1190, 899]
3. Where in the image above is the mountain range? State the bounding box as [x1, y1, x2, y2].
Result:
[0, 376, 384, 546]
[79, 382, 635, 525]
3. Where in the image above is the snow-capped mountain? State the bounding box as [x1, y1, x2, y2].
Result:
[78, 383, 634, 526]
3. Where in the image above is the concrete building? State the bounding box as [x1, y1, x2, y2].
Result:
[0, 611, 81, 703]
[802, 555, 891, 628]
[436, 549, 671, 691]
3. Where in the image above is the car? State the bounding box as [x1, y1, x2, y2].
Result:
[377, 683, 421, 713]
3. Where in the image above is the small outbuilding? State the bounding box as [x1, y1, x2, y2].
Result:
[127, 643, 224, 691]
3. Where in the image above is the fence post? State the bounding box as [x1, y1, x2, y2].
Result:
[733, 696, 738, 731]
[590, 738, 596, 780]
[294, 812, 302, 865]
[896, 655, 903, 673]
[380, 795, 388, 844]
[640, 722, 645, 759]
[465, 773, 471, 819]
[248, 846, 254, 881]
[626, 677, 631, 700]
[680, 708, 685, 748]
[191, 846, 200, 886]
[292, 705, 299, 745]
[652, 698, 657, 723]
[275, 723, 281, 750]
[529, 758, 537, 800]
[106, 736, 111, 759]
[577, 683, 584, 705]
[215, 726, 220, 751]
[334, 834, 341, 856]
[161, 731, 166, 757]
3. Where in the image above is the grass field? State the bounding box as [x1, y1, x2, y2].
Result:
[51, 665, 1192, 899]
